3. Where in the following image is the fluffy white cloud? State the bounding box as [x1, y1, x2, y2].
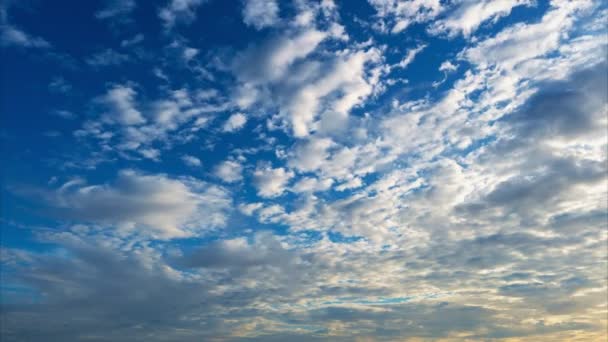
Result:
[242, 0, 279, 30]
[292, 176, 333, 193]
[39, 170, 231, 239]
[253, 165, 294, 197]
[222, 112, 247, 132]
[231, 22, 384, 137]
[284, 48, 383, 137]
[101, 85, 146, 126]
[288, 137, 334, 172]
[233, 28, 328, 85]
[214, 159, 243, 183]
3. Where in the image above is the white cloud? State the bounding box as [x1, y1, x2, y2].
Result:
[396, 44, 426, 69]
[159, 0, 206, 29]
[0, 25, 50, 48]
[222, 113, 247, 132]
[95, 0, 136, 20]
[368, 0, 443, 33]
[139, 148, 161, 160]
[120, 33, 144, 47]
[462, 0, 594, 69]
[335, 177, 363, 191]
[429, 0, 532, 37]
[231, 25, 384, 137]
[242, 0, 279, 30]
[439, 60, 457, 72]
[101, 85, 146, 126]
[233, 28, 328, 85]
[238, 202, 264, 215]
[181, 155, 202, 167]
[214, 159, 243, 183]
[182, 47, 199, 61]
[289, 137, 334, 172]
[284, 48, 384, 137]
[40, 170, 231, 239]
[292, 176, 333, 193]
[253, 165, 294, 197]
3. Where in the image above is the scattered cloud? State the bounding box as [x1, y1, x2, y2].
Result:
[253, 165, 294, 197]
[95, 0, 136, 21]
[2, 0, 607, 340]
[242, 0, 279, 30]
[368, 0, 443, 33]
[31, 170, 231, 239]
[222, 112, 247, 132]
[159, 0, 206, 29]
[100, 84, 146, 125]
[214, 159, 243, 183]
[429, 0, 533, 37]
[0, 25, 50, 48]
[181, 154, 202, 167]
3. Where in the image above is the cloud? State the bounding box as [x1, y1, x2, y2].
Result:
[462, 0, 594, 69]
[288, 137, 334, 172]
[292, 176, 333, 193]
[159, 0, 206, 29]
[429, 0, 532, 37]
[86, 49, 130, 67]
[233, 28, 328, 85]
[214, 159, 243, 183]
[3, 1, 608, 341]
[242, 0, 279, 30]
[231, 23, 384, 137]
[139, 148, 161, 160]
[95, 0, 136, 20]
[181, 231, 294, 269]
[395, 43, 426, 69]
[181, 155, 201, 167]
[281, 47, 384, 137]
[0, 25, 50, 48]
[439, 60, 457, 72]
[253, 165, 294, 197]
[120, 33, 144, 47]
[35, 170, 232, 239]
[222, 112, 248, 132]
[48, 77, 72, 93]
[367, 0, 443, 33]
[99, 84, 146, 126]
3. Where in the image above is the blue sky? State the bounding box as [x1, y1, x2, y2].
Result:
[1, 0, 607, 341]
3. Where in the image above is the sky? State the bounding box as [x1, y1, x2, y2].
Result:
[0, 0, 607, 341]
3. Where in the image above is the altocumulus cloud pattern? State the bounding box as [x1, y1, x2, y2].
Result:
[1, 0, 607, 341]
